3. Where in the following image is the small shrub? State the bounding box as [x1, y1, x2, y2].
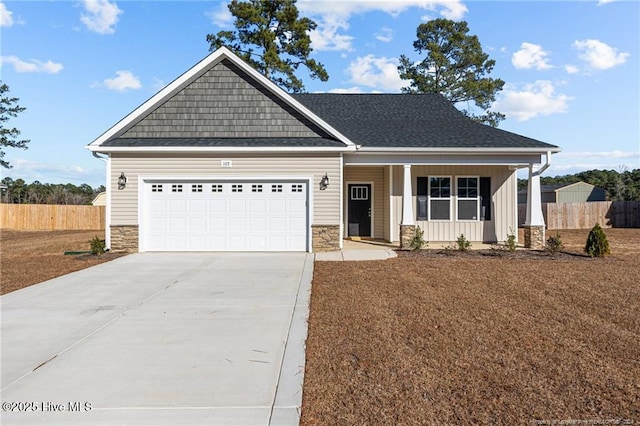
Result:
[545, 232, 564, 254]
[455, 234, 471, 251]
[585, 223, 610, 257]
[505, 228, 517, 252]
[409, 226, 428, 251]
[90, 236, 106, 255]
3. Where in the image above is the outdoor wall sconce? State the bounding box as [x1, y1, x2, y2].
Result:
[118, 172, 127, 190]
[320, 173, 330, 190]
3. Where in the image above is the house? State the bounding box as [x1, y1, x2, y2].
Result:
[91, 191, 107, 206]
[87, 47, 560, 252]
[518, 181, 607, 204]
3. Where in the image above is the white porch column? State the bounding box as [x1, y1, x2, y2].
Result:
[401, 164, 414, 225]
[524, 163, 546, 249]
[525, 163, 545, 227]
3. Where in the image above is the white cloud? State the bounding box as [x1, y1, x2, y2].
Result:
[0, 55, 63, 74]
[375, 26, 393, 43]
[300, 0, 467, 20]
[573, 39, 629, 70]
[493, 80, 572, 121]
[103, 70, 141, 91]
[1, 2, 13, 27]
[80, 0, 122, 35]
[300, 0, 467, 51]
[559, 150, 640, 161]
[512, 42, 552, 70]
[206, 2, 233, 27]
[327, 87, 364, 94]
[564, 64, 579, 74]
[597, 0, 616, 5]
[6, 159, 104, 187]
[309, 15, 354, 51]
[346, 55, 404, 92]
[548, 150, 640, 175]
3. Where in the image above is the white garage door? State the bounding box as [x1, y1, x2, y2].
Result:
[143, 181, 308, 251]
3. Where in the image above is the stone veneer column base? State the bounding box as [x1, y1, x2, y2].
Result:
[110, 225, 139, 252]
[523, 225, 545, 250]
[399, 224, 416, 250]
[312, 225, 341, 252]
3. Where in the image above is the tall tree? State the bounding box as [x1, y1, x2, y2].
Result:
[206, 0, 328, 93]
[398, 19, 505, 127]
[0, 81, 30, 168]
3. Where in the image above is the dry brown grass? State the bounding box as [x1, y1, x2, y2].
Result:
[0, 230, 125, 295]
[302, 228, 640, 425]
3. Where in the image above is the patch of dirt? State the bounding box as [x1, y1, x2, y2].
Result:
[0, 230, 126, 295]
[302, 228, 640, 425]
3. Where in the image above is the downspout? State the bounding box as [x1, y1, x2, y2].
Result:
[532, 151, 552, 177]
[92, 152, 111, 250]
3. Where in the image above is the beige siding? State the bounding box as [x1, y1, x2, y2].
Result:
[344, 166, 385, 239]
[110, 153, 341, 226]
[391, 165, 517, 243]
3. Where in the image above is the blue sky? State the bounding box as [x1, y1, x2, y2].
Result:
[1, 0, 638, 187]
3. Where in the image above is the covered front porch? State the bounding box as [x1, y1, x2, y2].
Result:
[341, 152, 550, 249]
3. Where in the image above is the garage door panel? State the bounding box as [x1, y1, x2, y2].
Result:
[144, 180, 308, 252]
[248, 217, 267, 233]
[188, 199, 207, 214]
[168, 217, 187, 232]
[209, 200, 227, 214]
[229, 199, 246, 215]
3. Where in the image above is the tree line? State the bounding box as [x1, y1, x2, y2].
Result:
[0, 178, 105, 205]
[518, 168, 640, 201]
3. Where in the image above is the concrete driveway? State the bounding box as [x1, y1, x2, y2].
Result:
[1, 253, 312, 426]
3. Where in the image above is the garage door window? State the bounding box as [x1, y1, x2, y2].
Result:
[272, 184, 283, 192]
[252, 184, 263, 192]
[152, 184, 163, 192]
[172, 184, 183, 192]
[232, 184, 243, 192]
[191, 184, 203, 192]
[212, 184, 222, 192]
[292, 184, 303, 192]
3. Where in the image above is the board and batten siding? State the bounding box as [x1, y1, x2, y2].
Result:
[391, 165, 517, 243]
[343, 166, 386, 239]
[109, 153, 341, 226]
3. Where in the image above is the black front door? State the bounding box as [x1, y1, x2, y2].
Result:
[348, 184, 371, 237]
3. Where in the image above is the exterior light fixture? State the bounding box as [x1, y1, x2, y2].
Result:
[118, 172, 127, 190]
[320, 173, 329, 190]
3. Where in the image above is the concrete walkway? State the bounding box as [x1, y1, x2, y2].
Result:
[1, 253, 312, 426]
[314, 239, 398, 261]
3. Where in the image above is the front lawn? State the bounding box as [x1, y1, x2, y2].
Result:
[301, 229, 640, 424]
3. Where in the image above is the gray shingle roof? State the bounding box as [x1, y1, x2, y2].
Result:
[101, 137, 345, 148]
[293, 93, 558, 149]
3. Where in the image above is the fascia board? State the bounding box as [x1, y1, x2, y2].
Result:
[87, 46, 354, 149]
[88, 146, 355, 153]
[355, 147, 562, 154]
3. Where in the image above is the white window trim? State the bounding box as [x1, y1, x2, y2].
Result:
[456, 175, 480, 222]
[428, 175, 452, 222]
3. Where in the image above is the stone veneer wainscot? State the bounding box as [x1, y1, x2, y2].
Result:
[312, 225, 340, 252]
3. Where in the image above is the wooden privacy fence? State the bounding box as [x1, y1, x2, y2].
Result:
[518, 201, 640, 229]
[0, 204, 106, 230]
